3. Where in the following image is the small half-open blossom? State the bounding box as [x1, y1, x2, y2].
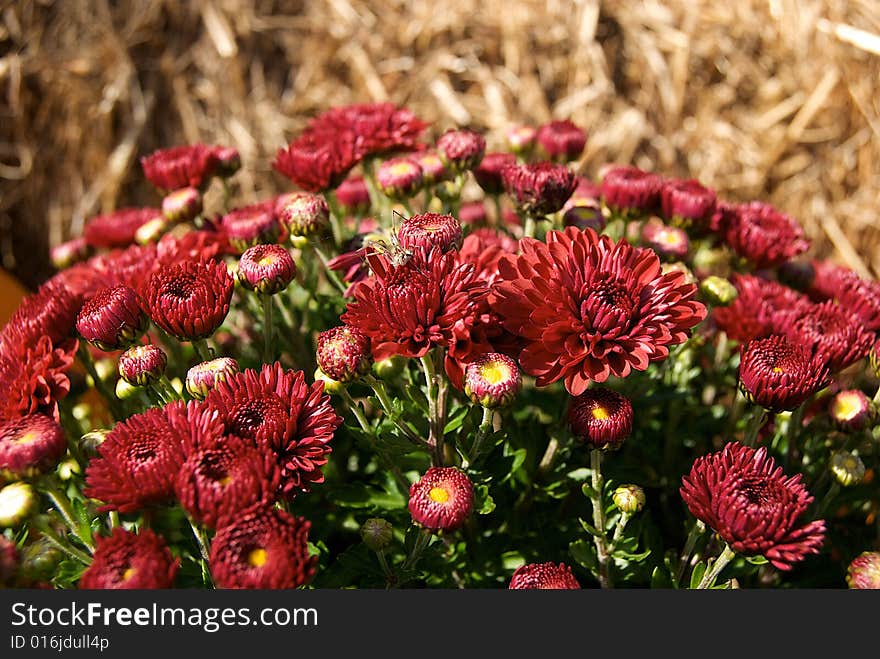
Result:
[162, 187, 202, 224]
[641, 219, 689, 260]
[214, 146, 241, 178]
[464, 353, 521, 409]
[79, 528, 178, 590]
[408, 467, 474, 532]
[186, 357, 239, 400]
[209, 504, 316, 589]
[51, 238, 91, 270]
[278, 193, 329, 239]
[436, 129, 486, 172]
[600, 166, 663, 216]
[397, 212, 462, 252]
[830, 450, 865, 487]
[221, 201, 280, 253]
[536, 120, 586, 162]
[141, 144, 219, 191]
[505, 124, 536, 154]
[414, 151, 450, 186]
[316, 326, 372, 383]
[781, 301, 874, 373]
[176, 439, 280, 529]
[660, 179, 716, 230]
[142, 260, 233, 341]
[84, 208, 161, 249]
[847, 552, 880, 589]
[738, 335, 829, 412]
[335, 176, 371, 215]
[722, 201, 809, 269]
[509, 562, 580, 589]
[238, 244, 296, 295]
[84, 407, 187, 513]
[474, 152, 517, 195]
[134, 216, 170, 245]
[829, 390, 874, 433]
[76, 285, 147, 351]
[376, 157, 423, 200]
[613, 484, 646, 514]
[493, 227, 706, 395]
[502, 162, 577, 217]
[680, 442, 826, 570]
[118, 344, 167, 386]
[0, 482, 37, 528]
[0, 414, 67, 480]
[568, 387, 633, 449]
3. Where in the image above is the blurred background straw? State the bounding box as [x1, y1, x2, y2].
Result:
[1, 0, 878, 292]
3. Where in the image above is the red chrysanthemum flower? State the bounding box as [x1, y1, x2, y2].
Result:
[493, 227, 706, 395]
[376, 157, 424, 200]
[600, 166, 663, 215]
[0, 414, 67, 479]
[316, 326, 372, 383]
[436, 129, 486, 172]
[458, 229, 518, 288]
[680, 442, 826, 570]
[238, 244, 296, 295]
[176, 438, 280, 529]
[203, 363, 342, 496]
[157, 227, 234, 266]
[780, 300, 874, 373]
[76, 285, 148, 351]
[408, 467, 474, 532]
[316, 102, 428, 158]
[209, 504, 316, 589]
[509, 562, 581, 589]
[847, 552, 880, 589]
[464, 353, 521, 409]
[2, 279, 81, 346]
[0, 328, 77, 420]
[397, 212, 462, 252]
[83, 208, 161, 249]
[273, 130, 360, 193]
[221, 201, 280, 253]
[185, 357, 239, 400]
[721, 201, 809, 269]
[502, 162, 577, 217]
[738, 335, 829, 412]
[660, 178, 716, 230]
[711, 274, 807, 344]
[335, 176, 371, 215]
[79, 528, 178, 589]
[118, 344, 167, 386]
[414, 151, 450, 186]
[140, 144, 220, 191]
[84, 408, 188, 512]
[142, 260, 233, 341]
[641, 219, 689, 260]
[86, 244, 160, 292]
[474, 152, 517, 195]
[459, 201, 488, 226]
[277, 192, 329, 238]
[536, 120, 587, 162]
[830, 271, 880, 332]
[567, 386, 633, 449]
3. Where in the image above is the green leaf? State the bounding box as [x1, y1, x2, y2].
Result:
[746, 555, 769, 565]
[651, 565, 673, 589]
[579, 518, 602, 537]
[474, 484, 496, 515]
[443, 405, 471, 435]
[581, 483, 598, 499]
[328, 483, 405, 510]
[612, 548, 651, 562]
[569, 539, 598, 575]
[689, 561, 707, 590]
[51, 559, 86, 589]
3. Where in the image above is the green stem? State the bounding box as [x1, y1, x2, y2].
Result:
[420, 353, 445, 466]
[537, 436, 561, 478]
[697, 545, 736, 589]
[676, 520, 706, 586]
[187, 516, 213, 588]
[324, 190, 344, 249]
[590, 449, 613, 589]
[785, 404, 806, 471]
[815, 482, 841, 519]
[363, 375, 428, 447]
[522, 214, 536, 239]
[468, 406, 495, 467]
[492, 195, 504, 226]
[260, 291, 275, 364]
[40, 482, 94, 553]
[743, 406, 767, 447]
[34, 520, 92, 565]
[311, 242, 349, 296]
[375, 550, 396, 588]
[192, 338, 212, 363]
[77, 343, 123, 421]
[402, 527, 432, 572]
[611, 512, 631, 546]
[158, 374, 182, 402]
[340, 388, 371, 431]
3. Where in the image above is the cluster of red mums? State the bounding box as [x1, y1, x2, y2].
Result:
[1, 100, 879, 590]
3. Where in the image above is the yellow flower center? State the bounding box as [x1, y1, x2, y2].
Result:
[480, 362, 510, 385]
[257, 254, 278, 267]
[772, 366, 784, 374]
[248, 548, 268, 568]
[122, 567, 136, 581]
[833, 393, 863, 421]
[15, 431, 38, 445]
[428, 487, 450, 504]
[390, 162, 418, 178]
[218, 474, 233, 486]
[591, 406, 610, 420]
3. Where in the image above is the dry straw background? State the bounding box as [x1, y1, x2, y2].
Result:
[1, 0, 879, 290]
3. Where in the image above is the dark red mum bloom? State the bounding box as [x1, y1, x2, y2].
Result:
[536, 120, 587, 162]
[203, 363, 342, 496]
[176, 438, 280, 529]
[502, 162, 577, 217]
[738, 335, 829, 412]
[830, 271, 880, 332]
[0, 329, 77, 419]
[142, 260, 233, 341]
[568, 387, 633, 448]
[84, 408, 187, 513]
[316, 326, 372, 383]
[600, 166, 663, 215]
[83, 208, 161, 250]
[0, 414, 67, 479]
[660, 178, 717, 230]
[76, 285, 148, 351]
[118, 344, 167, 386]
[408, 467, 474, 532]
[2, 279, 81, 346]
[493, 227, 706, 395]
[79, 528, 178, 589]
[711, 274, 806, 343]
[680, 442, 826, 570]
[509, 562, 581, 589]
[436, 129, 486, 172]
[238, 244, 296, 295]
[847, 552, 880, 589]
[780, 300, 874, 373]
[221, 201, 280, 253]
[722, 201, 810, 269]
[157, 227, 234, 266]
[474, 152, 517, 195]
[458, 229, 518, 288]
[316, 102, 428, 158]
[209, 504, 316, 589]
[273, 130, 359, 193]
[85, 244, 159, 292]
[140, 144, 220, 191]
[376, 157, 424, 200]
[277, 192, 329, 238]
[397, 212, 462, 252]
[335, 176, 371, 215]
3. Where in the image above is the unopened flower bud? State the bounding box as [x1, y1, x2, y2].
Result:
[563, 203, 605, 233]
[847, 551, 880, 589]
[135, 216, 170, 245]
[373, 355, 405, 380]
[214, 146, 241, 178]
[51, 238, 91, 269]
[238, 244, 297, 295]
[77, 285, 148, 351]
[464, 354, 521, 409]
[568, 387, 633, 449]
[830, 450, 866, 487]
[642, 219, 690, 260]
[612, 484, 646, 514]
[279, 192, 330, 238]
[505, 124, 536, 155]
[414, 152, 451, 186]
[700, 276, 738, 307]
[870, 339, 880, 379]
[316, 326, 372, 383]
[360, 518, 393, 551]
[436, 129, 486, 172]
[115, 377, 140, 400]
[829, 390, 874, 433]
[20, 538, 62, 583]
[336, 176, 371, 215]
[118, 344, 167, 386]
[186, 357, 239, 400]
[162, 187, 202, 223]
[80, 429, 109, 459]
[58, 456, 82, 481]
[376, 157, 423, 200]
[314, 367, 345, 395]
[0, 482, 37, 528]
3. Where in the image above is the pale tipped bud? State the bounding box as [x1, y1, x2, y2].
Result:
[360, 518, 394, 552]
[162, 187, 203, 223]
[612, 484, 646, 514]
[0, 482, 38, 528]
[830, 450, 866, 487]
[700, 275, 738, 307]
